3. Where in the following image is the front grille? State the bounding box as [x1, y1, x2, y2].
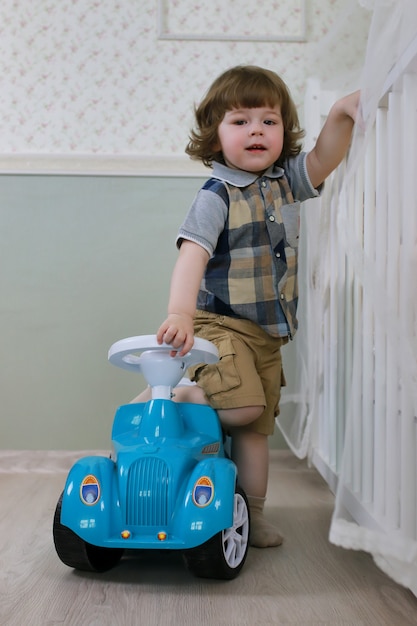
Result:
[126, 457, 170, 526]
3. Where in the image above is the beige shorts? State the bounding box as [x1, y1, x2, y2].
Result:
[188, 310, 288, 436]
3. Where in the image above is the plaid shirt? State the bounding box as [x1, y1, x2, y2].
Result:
[177, 155, 320, 338]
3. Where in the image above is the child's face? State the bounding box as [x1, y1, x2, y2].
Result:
[216, 105, 284, 175]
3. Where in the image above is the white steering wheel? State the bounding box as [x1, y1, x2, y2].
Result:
[108, 335, 218, 397]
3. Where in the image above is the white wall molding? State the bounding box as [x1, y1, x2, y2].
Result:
[0, 155, 209, 177]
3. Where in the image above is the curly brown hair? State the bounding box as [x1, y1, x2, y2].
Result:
[185, 65, 305, 168]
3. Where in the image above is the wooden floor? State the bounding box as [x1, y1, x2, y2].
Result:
[1, 450, 417, 626]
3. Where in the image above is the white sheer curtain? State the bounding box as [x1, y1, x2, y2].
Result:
[277, 0, 417, 594]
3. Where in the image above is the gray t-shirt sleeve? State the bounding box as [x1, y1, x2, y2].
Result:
[176, 187, 228, 256]
[284, 152, 323, 201]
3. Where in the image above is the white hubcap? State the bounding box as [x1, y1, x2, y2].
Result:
[222, 492, 249, 568]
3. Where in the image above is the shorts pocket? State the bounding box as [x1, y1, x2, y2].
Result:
[191, 335, 241, 398]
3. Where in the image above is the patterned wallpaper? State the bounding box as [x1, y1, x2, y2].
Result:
[0, 0, 371, 170]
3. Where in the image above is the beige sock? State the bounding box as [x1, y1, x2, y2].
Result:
[247, 495, 283, 548]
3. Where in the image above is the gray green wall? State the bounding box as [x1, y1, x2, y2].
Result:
[0, 175, 289, 450]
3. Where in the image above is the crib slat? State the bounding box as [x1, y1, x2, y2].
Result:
[399, 73, 417, 537]
[385, 90, 402, 530]
[362, 126, 376, 505]
[351, 165, 364, 495]
[373, 107, 388, 520]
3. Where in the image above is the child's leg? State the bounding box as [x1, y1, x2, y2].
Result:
[229, 427, 268, 497]
[230, 427, 283, 548]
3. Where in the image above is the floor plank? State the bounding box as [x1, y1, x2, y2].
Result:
[1, 451, 417, 625]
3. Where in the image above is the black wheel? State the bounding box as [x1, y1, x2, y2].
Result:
[53, 492, 124, 572]
[183, 485, 250, 580]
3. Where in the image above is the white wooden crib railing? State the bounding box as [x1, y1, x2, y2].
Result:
[278, 29, 417, 594]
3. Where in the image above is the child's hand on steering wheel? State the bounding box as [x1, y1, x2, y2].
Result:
[156, 313, 195, 356]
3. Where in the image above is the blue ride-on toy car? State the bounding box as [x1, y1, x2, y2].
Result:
[53, 335, 250, 579]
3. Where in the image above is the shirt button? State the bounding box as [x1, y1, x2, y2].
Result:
[269, 215, 275, 222]
[276, 252, 281, 258]
[261, 181, 267, 188]
[280, 294, 285, 300]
